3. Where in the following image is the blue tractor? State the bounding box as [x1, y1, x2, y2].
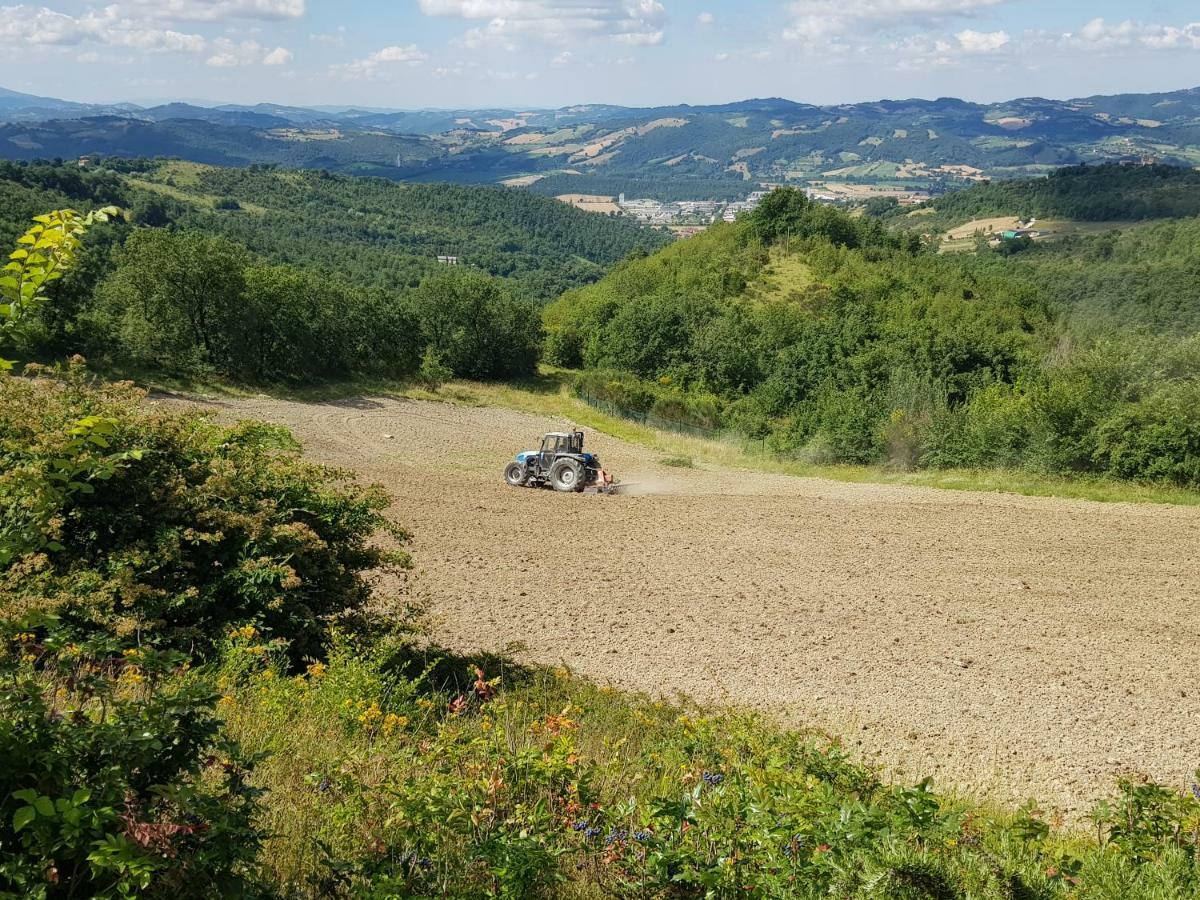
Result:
[504, 431, 613, 493]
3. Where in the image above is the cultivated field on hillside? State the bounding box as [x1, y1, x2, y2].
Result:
[195, 392, 1200, 819]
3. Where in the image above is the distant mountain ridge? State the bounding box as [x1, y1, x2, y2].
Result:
[2, 85, 1198, 197]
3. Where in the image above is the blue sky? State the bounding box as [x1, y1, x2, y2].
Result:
[3, 1, 1199, 108]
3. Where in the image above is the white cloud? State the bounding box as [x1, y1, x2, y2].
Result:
[1066, 18, 1200, 51]
[119, 0, 305, 22]
[206, 37, 265, 66]
[697, 11, 713, 26]
[419, 0, 667, 48]
[783, 0, 1003, 43]
[310, 26, 346, 46]
[0, 5, 205, 52]
[335, 44, 429, 79]
[955, 28, 1008, 53]
[262, 45, 292, 65]
[550, 49, 573, 65]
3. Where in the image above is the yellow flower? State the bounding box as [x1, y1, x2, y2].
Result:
[480, 716, 493, 732]
[417, 698, 435, 711]
[228, 625, 259, 642]
[122, 648, 142, 659]
[218, 695, 235, 707]
[359, 702, 383, 727]
[306, 661, 327, 679]
[381, 713, 409, 735]
[259, 669, 276, 681]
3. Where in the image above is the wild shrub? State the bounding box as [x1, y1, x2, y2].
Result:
[0, 634, 262, 898]
[0, 365, 408, 661]
[1092, 383, 1200, 485]
[216, 642, 1200, 899]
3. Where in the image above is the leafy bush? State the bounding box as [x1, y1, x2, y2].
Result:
[0, 635, 262, 899]
[1093, 382, 1200, 484]
[0, 365, 408, 660]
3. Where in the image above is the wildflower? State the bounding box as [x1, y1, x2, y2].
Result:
[359, 702, 383, 727]
[448, 695, 468, 716]
[119, 668, 144, 685]
[702, 771, 725, 786]
[584, 827, 601, 839]
[218, 695, 235, 707]
[15, 632, 36, 643]
[1192, 783, 1200, 802]
[605, 829, 629, 845]
[473, 667, 496, 701]
[480, 715, 493, 732]
[572, 821, 589, 832]
[381, 713, 409, 735]
[633, 830, 652, 842]
[417, 698, 435, 711]
[317, 776, 332, 793]
[122, 648, 141, 659]
[306, 661, 327, 679]
[228, 625, 259, 642]
[259, 669, 276, 681]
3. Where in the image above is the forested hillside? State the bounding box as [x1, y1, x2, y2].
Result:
[0, 159, 665, 383]
[888, 164, 1200, 232]
[547, 187, 1200, 487]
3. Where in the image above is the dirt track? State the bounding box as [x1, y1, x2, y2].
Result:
[197, 393, 1200, 817]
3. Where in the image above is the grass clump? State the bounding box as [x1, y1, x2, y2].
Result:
[659, 454, 694, 468]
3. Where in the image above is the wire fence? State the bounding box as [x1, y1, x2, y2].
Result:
[576, 390, 725, 441]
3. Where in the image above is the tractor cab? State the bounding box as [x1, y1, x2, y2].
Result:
[538, 431, 582, 469]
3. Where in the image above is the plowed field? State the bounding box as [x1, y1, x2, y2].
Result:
[195, 393, 1200, 817]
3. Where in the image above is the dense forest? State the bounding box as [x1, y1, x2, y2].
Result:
[886, 164, 1200, 232]
[547, 185, 1200, 487]
[0, 159, 666, 382]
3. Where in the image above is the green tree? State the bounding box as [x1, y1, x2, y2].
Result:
[89, 229, 248, 372]
[408, 270, 541, 379]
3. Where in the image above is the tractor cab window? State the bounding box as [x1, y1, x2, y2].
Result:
[541, 435, 559, 453]
[568, 433, 583, 454]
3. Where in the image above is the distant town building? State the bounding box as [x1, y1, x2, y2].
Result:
[436, 255, 459, 265]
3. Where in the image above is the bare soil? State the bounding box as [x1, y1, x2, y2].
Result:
[194, 393, 1200, 817]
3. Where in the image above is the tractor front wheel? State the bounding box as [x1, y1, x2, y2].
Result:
[504, 462, 528, 487]
[549, 459, 583, 493]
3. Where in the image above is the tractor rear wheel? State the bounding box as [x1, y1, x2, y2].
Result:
[504, 462, 528, 487]
[549, 459, 583, 492]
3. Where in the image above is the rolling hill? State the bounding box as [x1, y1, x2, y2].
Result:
[2, 86, 1199, 199]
